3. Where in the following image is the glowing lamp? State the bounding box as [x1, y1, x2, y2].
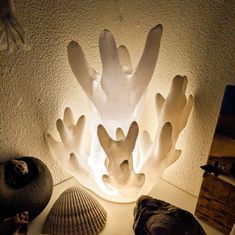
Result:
[47, 24, 193, 203]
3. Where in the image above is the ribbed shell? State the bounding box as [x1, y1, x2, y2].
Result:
[43, 187, 107, 235]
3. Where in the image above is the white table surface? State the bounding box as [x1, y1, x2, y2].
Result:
[28, 177, 223, 235]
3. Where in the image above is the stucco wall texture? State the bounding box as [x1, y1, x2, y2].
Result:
[0, 0, 234, 197]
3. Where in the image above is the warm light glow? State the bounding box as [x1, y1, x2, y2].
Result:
[47, 25, 193, 203]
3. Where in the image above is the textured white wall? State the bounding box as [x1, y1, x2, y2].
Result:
[0, 0, 234, 196]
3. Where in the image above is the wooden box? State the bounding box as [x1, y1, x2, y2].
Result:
[195, 174, 235, 234]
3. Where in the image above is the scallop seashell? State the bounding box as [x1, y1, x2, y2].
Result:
[43, 186, 107, 235]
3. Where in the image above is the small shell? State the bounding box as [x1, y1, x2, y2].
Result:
[43, 186, 107, 235]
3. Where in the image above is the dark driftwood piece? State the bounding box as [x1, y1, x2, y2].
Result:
[0, 211, 28, 235]
[133, 195, 206, 235]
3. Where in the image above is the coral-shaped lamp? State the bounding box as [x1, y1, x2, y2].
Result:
[47, 24, 194, 203]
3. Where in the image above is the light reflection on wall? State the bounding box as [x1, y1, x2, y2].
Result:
[47, 25, 194, 203]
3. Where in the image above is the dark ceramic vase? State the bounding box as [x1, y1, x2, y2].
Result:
[0, 157, 53, 223]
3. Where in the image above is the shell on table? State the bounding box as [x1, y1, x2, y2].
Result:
[43, 186, 107, 235]
[133, 195, 206, 235]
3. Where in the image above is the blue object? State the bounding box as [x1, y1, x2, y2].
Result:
[220, 85, 235, 115]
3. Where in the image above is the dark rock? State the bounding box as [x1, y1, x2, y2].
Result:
[133, 195, 206, 235]
[0, 157, 53, 223]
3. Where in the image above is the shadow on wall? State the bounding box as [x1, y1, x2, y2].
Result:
[0, 1, 87, 163]
[0, 0, 234, 189]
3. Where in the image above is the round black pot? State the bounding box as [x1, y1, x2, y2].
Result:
[0, 157, 53, 223]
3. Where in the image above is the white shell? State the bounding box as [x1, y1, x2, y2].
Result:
[43, 187, 107, 235]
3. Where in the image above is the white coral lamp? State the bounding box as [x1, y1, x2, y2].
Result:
[47, 24, 194, 203]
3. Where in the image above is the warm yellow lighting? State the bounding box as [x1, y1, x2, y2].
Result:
[47, 25, 193, 203]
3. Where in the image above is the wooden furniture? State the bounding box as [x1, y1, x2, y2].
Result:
[195, 174, 235, 235]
